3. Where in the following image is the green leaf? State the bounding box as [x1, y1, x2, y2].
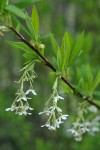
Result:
[32, 5, 39, 40]
[57, 50, 62, 71]
[0, 0, 8, 12]
[92, 70, 100, 91]
[61, 32, 71, 72]
[41, 33, 51, 39]
[68, 31, 84, 67]
[5, 4, 26, 19]
[93, 91, 100, 97]
[86, 64, 93, 89]
[8, 41, 32, 52]
[11, 15, 20, 30]
[23, 52, 37, 60]
[50, 33, 59, 56]
[61, 81, 72, 94]
[9, 41, 38, 61]
[15, 0, 42, 9]
[20, 23, 32, 37]
[26, 14, 35, 40]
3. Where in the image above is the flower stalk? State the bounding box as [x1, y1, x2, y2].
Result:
[39, 77, 69, 130]
[6, 61, 37, 115]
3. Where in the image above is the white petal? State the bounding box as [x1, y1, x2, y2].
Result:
[61, 115, 68, 120]
[41, 124, 50, 128]
[27, 97, 32, 100]
[22, 111, 27, 115]
[38, 112, 44, 115]
[25, 90, 30, 95]
[56, 107, 62, 112]
[28, 113, 32, 115]
[29, 107, 34, 110]
[16, 98, 21, 102]
[41, 125, 45, 127]
[0, 26, 6, 29]
[19, 112, 23, 115]
[58, 95, 64, 100]
[32, 90, 37, 95]
[5, 108, 11, 111]
[54, 97, 58, 103]
[48, 126, 56, 130]
[11, 106, 16, 111]
[22, 97, 27, 101]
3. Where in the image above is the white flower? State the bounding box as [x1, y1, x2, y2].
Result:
[17, 96, 31, 102]
[25, 89, 37, 95]
[75, 135, 82, 142]
[48, 126, 56, 130]
[39, 110, 51, 116]
[23, 103, 33, 111]
[5, 105, 15, 111]
[55, 120, 64, 128]
[81, 127, 90, 133]
[84, 122, 91, 127]
[88, 106, 98, 113]
[92, 127, 99, 132]
[61, 115, 69, 120]
[56, 107, 62, 113]
[41, 124, 50, 128]
[5, 108, 11, 111]
[28, 113, 32, 115]
[54, 95, 64, 103]
[29, 107, 34, 110]
[73, 122, 80, 128]
[58, 95, 64, 100]
[0, 26, 6, 29]
[41, 124, 56, 131]
[67, 129, 79, 137]
[95, 116, 100, 121]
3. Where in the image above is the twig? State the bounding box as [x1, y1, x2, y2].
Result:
[9, 27, 100, 110]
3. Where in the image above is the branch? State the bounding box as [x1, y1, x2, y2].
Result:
[9, 27, 100, 110]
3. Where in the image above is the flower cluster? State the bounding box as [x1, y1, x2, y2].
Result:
[89, 116, 100, 134]
[6, 62, 37, 115]
[88, 106, 100, 135]
[67, 104, 100, 141]
[68, 115, 100, 142]
[39, 77, 69, 130]
[68, 122, 90, 141]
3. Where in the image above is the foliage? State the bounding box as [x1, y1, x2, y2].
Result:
[0, 0, 100, 149]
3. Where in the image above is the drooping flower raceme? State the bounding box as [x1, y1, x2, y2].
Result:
[67, 104, 100, 141]
[68, 122, 90, 141]
[5, 61, 37, 115]
[39, 77, 69, 130]
[67, 102, 90, 141]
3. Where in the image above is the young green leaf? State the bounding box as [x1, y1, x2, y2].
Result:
[11, 15, 20, 30]
[0, 0, 8, 12]
[68, 31, 84, 67]
[50, 33, 59, 56]
[61, 32, 71, 72]
[93, 91, 100, 96]
[26, 14, 35, 40]
[9, 41, 38, 61]
[15, 0, 42, 9]
[23, 52, 38, 60]
[8, 41, 32, 52]
[5, 4, 26, 19]
[20, 23, 32, 37]
[32, 5, 39, 41]
[86, 64, 93, 90]
[57, 50, 62, 71]
[92, 70, 100, 91]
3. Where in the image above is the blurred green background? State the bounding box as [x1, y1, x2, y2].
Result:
[0, 0, 100, 149]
